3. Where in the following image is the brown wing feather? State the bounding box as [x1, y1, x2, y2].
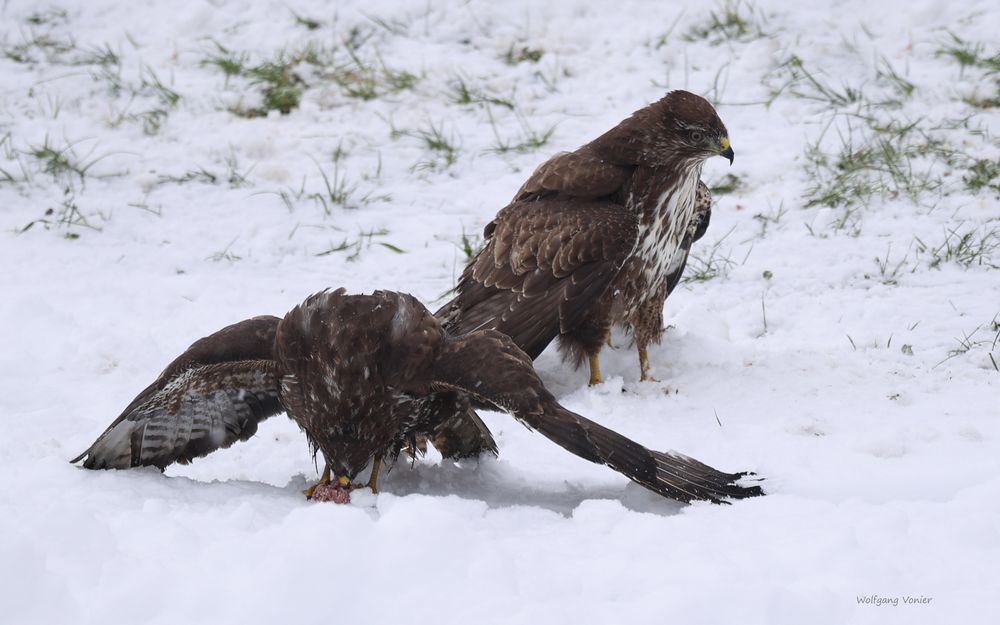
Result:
[73, 316, 283, 468]
[72, 316, 280, 463]
[431, 330, 764, 504]
[439, 199, 637, 359]
[75, 360, 283, 470]
[691, 180, 713, 243]
[513, 147, 633, 201]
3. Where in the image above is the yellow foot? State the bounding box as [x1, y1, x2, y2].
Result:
[637, 346, 658, 382]
[365, 457, 382, 494]
[303, 464, 332, 499]
[311, 476, 353, 504]
[588, 353, 604, 386]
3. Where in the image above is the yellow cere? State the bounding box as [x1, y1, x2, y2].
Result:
[720, 136, 731, 150]
[337, 475, 351, 486]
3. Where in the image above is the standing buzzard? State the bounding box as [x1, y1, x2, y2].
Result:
[73, 289, 761, 504]
[437, 91, 733, 383]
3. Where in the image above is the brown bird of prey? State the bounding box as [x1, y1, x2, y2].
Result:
[436, 90, 733, 384]
[73, 289, 761, 504]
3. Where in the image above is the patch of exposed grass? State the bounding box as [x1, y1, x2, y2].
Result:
[3, 30, 75, 64]
[247, 57, 304, 114]
[210, 38, 419, 116]
[24, 136, 113, 187]
[936, 313, 1000, 370]
[26, 8, 68, 26]
[140, 66, 181, 107]
[458, 227, 484, 262]
[291, 10, 322, 31]
[156, 151, 252, 189]
[683, 226, 742, 283]
[802, 113, 954, 210]
[449, 76, 514, 109]
[326, 47, 419, 101]
[207, 44, 311, 117]
[914, 224, 1000, 270]
[769, 55, 865, 108]
[314, 228, 403, 262]
[90, 58, 181, 134]
[870, 243, 913, 285]
[71, 43, 120, 67]
[208, 237, 242, 263]
[765, 54, 917, 111]
[709, 173, 743, 195]
[302, 151, 391, 213]
[875, 57, 916, 100]
[18, 191, 105, 236]
[393, 120, 460, 171]
[0, 133, 27, 185]
[936, 33, 1000, 75]
[158, 167, 220, 186]
[202, 49, 249, 80]
[935, 34, 1000, 109]
[751, 202, 787, 239]
[963, 159, 1000, 193]
[503, 44, 543, 65]
[964, 89, 1000, 109]
[683, 0, 769, 46]
[484, 108, 555, 155]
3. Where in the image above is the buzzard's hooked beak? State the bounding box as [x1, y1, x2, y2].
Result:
[719, 137, 734, 165]
[336, 475, 351, 487]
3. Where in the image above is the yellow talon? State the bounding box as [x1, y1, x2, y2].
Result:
[304, 464, 332, 498]
[638, 346, 658, 382]
[588, 353, 604, 386]
[366, 457, 382, 493]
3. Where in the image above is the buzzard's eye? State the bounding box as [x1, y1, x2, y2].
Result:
[689, 130, 703, 143]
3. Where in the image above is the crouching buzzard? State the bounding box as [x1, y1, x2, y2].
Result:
[437, 90, 732, 384]
[73, 289, 761, 504]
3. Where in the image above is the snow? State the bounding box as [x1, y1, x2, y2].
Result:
[1, 0, 998, 623]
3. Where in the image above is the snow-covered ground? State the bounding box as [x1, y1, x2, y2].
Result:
[1, 0, 998, 623]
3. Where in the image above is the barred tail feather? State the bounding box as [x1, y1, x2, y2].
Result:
[540, 405, 763, 504]
[432, 329, 763, 504]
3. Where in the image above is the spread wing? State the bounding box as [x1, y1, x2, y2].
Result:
[431, 330, 763, 504]
[513, 147, 633, 202]
[73, 317, 284, 470]
[438, 198, 637, 359]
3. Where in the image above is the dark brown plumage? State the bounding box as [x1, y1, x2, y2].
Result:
[436, 90, 732, 383]
[70, 316, 284, 470]
[73, 289, 762, 504]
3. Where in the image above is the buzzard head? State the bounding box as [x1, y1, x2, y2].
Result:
[661, 90, 734, 165]
[595, 90, 735, 167]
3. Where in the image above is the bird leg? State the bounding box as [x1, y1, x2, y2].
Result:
[365, 457, 382, 493]
[588, 353, 604, 386]
[303, 463, 332, 498]
[308, 457, 382, 503]
[638, 345, 658, 382]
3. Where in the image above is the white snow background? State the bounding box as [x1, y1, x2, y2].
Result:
[1, 0, 998, 623]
